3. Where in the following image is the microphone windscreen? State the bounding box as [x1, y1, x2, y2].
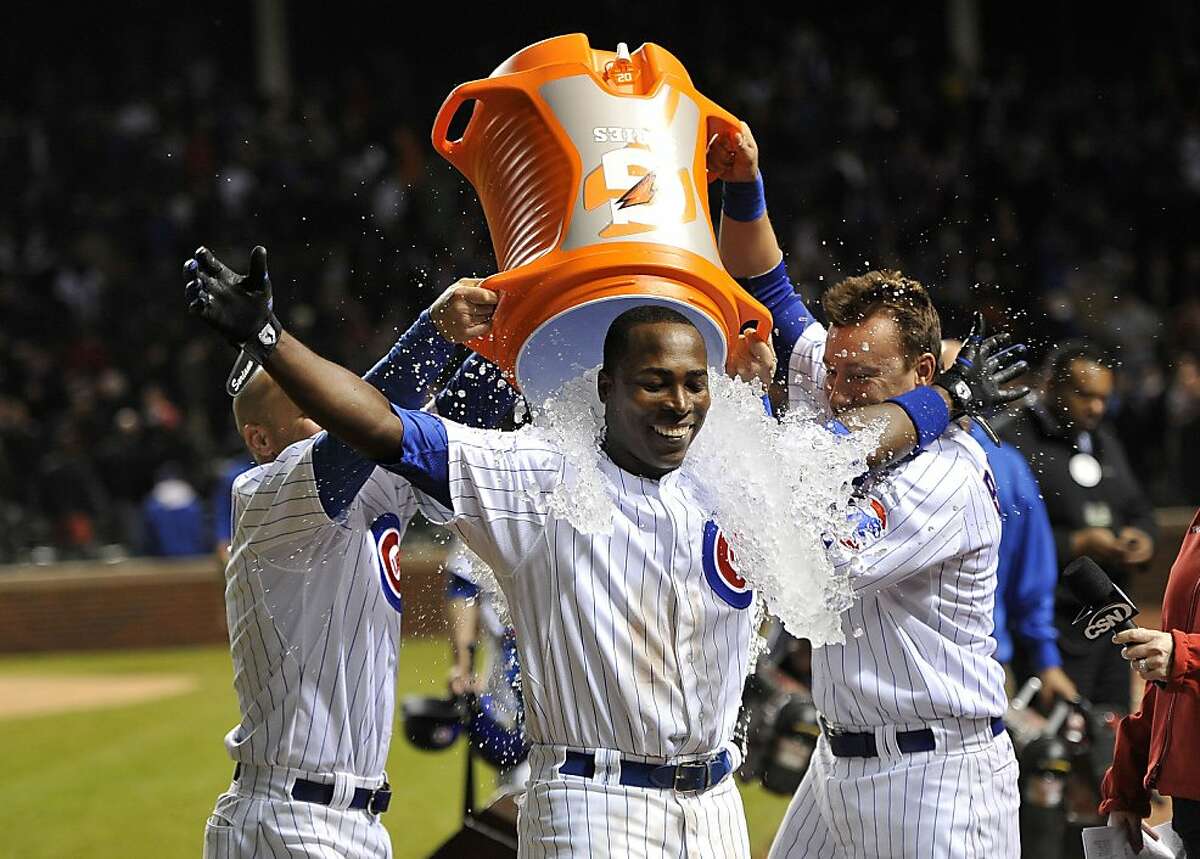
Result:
[1062, 556, 1114, 605]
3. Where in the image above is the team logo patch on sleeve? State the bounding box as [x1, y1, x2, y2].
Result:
[840, 496, 888, 551]
[701, 521, 753, 609]
[370, 513, 404, 614]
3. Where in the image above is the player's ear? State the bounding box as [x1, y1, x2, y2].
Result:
[243, 423, 273, 462]
[597, 368, 612, 404]
[914, 352, 938, 386]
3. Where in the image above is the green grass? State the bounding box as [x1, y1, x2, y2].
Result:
[0, 641, 791, 858]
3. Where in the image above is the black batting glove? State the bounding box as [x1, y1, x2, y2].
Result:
[935, 311, 1029, 444]
[184, 245, 281, 361]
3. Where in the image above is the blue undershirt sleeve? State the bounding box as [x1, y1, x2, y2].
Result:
[381, 407, 452, 510]
[447, 573, 480, 600]
[311, 432, 376, 520]
[363, 310, 458, 409]
[737, 259, 815, 376]
[434, 353, 518, 430]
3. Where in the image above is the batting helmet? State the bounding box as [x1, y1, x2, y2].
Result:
[402, 695, 467, 751]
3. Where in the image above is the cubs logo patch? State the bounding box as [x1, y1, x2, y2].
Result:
[370, 513, 404, 614]
[701, 521, 753, 609]
[841, 496, 888, 551]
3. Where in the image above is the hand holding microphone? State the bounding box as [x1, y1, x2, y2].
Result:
[1062, 556, 1172, 684]
[1113, 628, 1175, 683]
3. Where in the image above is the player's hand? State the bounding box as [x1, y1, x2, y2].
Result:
[448, 664, 479, 696]
[1118, 527, 1155, 565]
[726, 329, 776, 388]
[707, 121, 760, 184]
[1036, 666, 1079, 708]
[933, 312, 1028, 443]
[184, 245, 280, 358]
[430, 278, 500, 343]
[1106, 810, 1158, 853]
[1115, 628, 1175, 683]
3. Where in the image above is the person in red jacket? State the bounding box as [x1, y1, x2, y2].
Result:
[1100, 507, 1200, 854]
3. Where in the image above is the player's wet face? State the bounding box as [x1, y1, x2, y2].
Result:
[823, 314, 935, 414]
[1053, 359, 1112, 432]
[598, 322, 710, 478]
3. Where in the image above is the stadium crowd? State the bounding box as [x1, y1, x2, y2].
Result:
[2, 10, 1200, 562]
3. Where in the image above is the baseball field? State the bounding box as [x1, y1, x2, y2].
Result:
[0, 639, 792, 858]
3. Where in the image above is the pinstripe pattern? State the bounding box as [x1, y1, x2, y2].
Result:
[427, 422, 757, 759]
[210, 435, 415, 857]
[204, 781, 393, 858]
[518, 746, 749, 857]
[767, 732, 1019, 858]
[812, 429, 1009, 728]
[775, 322, 1018, 856]
[419, 421, 757, 851]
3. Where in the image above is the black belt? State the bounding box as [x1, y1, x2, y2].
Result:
[823, 717, 1005, 758]
[560, 750, 732, 793]
[233, 763, 391, 814]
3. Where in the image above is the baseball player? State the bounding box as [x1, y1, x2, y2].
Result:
[183, 241, 1020, 857]
[712, 126, 1024, 857]
[188, 247, 505, 858]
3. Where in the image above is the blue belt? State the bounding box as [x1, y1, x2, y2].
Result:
[559, 750, 732, 792]
[823, 717, 1005, 758]
[233, 763, 391, 813]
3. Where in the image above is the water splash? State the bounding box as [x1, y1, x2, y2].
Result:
[679, 374, 880, 647]
[519, 367, 880, 647]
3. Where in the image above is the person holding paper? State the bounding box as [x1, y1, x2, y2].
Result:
[1099, 507, 1200, 855]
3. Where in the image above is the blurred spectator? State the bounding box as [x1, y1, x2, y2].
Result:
[141, 464, 205, 557]
[1, 5, 1199, 562]
[1164, 352, 1200, 503]
[999, 342, 1157, 717]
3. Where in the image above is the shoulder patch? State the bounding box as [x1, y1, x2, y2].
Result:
[701, 520, 753, 609]
[841, 495, 888, 551]
[370, 513, 404, 614]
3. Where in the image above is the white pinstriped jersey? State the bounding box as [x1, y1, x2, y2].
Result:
[789, 322, 1009, 727]
[419, 421, 758, 760]
[223, 434, 415, 779]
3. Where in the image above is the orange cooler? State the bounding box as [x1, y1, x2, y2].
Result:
[432, 33, 772, 403]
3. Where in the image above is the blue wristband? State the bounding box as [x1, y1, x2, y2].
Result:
[887, 386, 950, 450]
[722, 173, 766, 222]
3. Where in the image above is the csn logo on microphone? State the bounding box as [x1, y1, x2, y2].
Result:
[1081, 602, 1136, 640]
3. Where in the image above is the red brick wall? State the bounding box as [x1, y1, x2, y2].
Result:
[0, 549, 451, 654]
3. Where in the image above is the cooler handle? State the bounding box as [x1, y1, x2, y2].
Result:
[431, 80, 491, 173]
[700, 100, 745, 184]
[733, 289, 774, 347]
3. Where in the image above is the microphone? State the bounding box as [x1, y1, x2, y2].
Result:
[1061, 556, 1139, 640]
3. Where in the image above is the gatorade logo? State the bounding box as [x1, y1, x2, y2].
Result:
[582, 145, 697, 237]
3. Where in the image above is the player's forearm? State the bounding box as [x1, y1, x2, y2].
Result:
[263, 331, 405, 460]
[447, 598, 481, 664]
[719, 211, 784, 279]
[840, 386, 955, 468]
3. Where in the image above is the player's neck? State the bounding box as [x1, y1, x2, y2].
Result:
[600, 441, 675, 481]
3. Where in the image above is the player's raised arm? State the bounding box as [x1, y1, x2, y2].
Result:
[186, 245, 409, 461]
